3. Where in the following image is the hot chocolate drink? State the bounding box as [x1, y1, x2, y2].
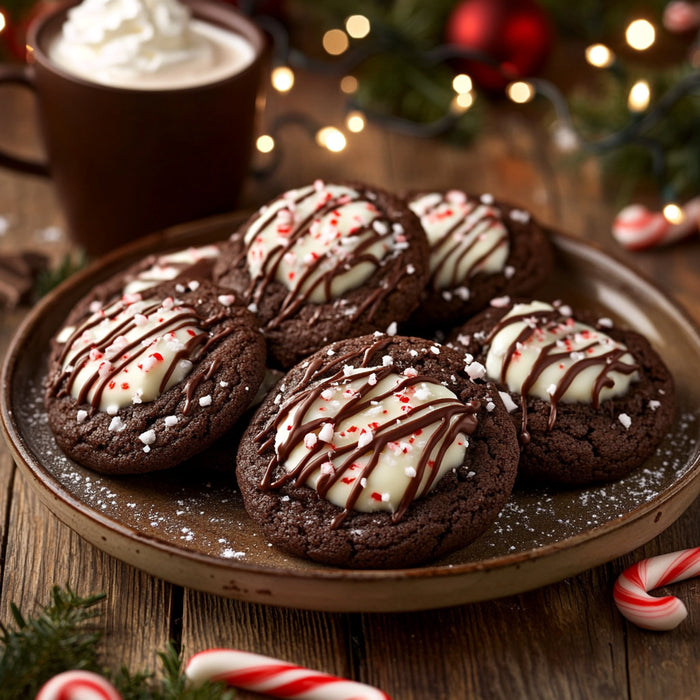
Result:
[47, 0, 256, 90]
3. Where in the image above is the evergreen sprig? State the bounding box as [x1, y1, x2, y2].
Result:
[0, 585, 235, 700]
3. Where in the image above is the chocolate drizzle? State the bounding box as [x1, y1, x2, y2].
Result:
[415, 194, 508, 290]
[49, 296, 231, 413]
[256, 340, 480, 528]
[241, 184, 407, 328]
[485, 306, 640, 443]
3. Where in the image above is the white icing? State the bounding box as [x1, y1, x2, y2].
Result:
[408, 191, 509, 290]
[245, 183, 397, 302]
[60, 295, 205, 411]
[485, 301, 639, 404]
[122, 244, 220, 295]
[274, 367, 470, 514]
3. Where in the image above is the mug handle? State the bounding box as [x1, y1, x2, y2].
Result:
[0, 63, 50, 176]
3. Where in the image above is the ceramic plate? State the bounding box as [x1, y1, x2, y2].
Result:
[2, 215, 700, 612]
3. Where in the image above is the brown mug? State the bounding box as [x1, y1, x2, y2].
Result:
[0, 0, 266, 257]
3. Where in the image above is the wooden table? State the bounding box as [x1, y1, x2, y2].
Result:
[1, 68, 699, 699]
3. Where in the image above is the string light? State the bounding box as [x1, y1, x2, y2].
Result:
[345, 15, 370, 39]
[628, 79, 651, 111]
[452, 73, 473, 94]
[663, 202, 684, 223]
[626, 19, 656, 50]
[340, 75, 358, 94]
[451, 92, 474, 112]
[0, 10, 6, 33]
[316, 126, 347, 152]
[323, 29, 349, 56]
[256, 134, 275, 153]
[507, 81, 535, 104]
[585, 44, 615, 68]
[271, 66, 295, 92]
[346, 111, 365, 133]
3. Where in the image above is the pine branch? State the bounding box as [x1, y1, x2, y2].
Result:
[0, 585, 106, 700]
[0, 585, 235, 700]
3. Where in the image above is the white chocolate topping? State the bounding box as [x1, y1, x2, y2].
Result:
[408, 191, 509, 290]
[58, 294, 207, 411]
[485, 301, 639, 405]
[273, 366, 472, 516]
[123, 244, 220, 295]
[244, 182, 400, 303]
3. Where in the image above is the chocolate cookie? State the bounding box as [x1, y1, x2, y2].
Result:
[449, 299, 675, 485]
[67, 243, 223, 316]
[45, 279, 266, 475]
[213, 180, 431, 368]
[236, 333, 520, 569]
[403, 190, 552, 329]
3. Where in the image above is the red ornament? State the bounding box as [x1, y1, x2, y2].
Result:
[445, 0, 553, 91]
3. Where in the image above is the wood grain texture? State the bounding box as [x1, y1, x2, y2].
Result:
[1, 58, 699, 700]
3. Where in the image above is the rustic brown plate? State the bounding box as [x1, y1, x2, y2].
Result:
[2, 213, 700, 612]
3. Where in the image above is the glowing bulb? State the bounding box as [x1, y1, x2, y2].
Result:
[340, 75, 358, 94]
[628, 80, 651, 112]
[451, 92, 474, 112]
[271, 66, 294, 92]
[507, 81, 535, 104]
[256, 135, 275, 153]
[0, 11, 6, 33]
[626, 19, 656, 50]
[452, 73, 473, 94]
[345, 14, 370, 39]
[585, 44, 614, 68]
[346, 111, 365, 133]
[663, 203, 684, 224]
[323, 29, 349, 56]
[316, 127, 347, 152]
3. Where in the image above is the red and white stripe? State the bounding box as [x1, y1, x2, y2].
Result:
[612, 198, 700, 251]
[185, 648, 392, 700]
[35, 670, 122, 700]
[613, 547, 700, 631]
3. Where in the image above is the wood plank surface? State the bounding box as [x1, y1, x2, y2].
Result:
[0, 60, 698, 700]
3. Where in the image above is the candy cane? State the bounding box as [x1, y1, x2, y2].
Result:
[613, 547, 700, 631]
[612, 198, 700, 251]
[35, 670, 122, 700]
[185, 648, 392, 700]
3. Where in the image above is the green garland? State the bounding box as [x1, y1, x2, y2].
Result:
[0, 586, 233, 700]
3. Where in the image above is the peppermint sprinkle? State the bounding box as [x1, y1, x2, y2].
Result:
[139, 429, 156, 446]
[386, 321, 398, 336]
[598, 317, 614, 328]
[304, 432, 318, 449]
[405, 466, 417, 478]
[648, 400, 661, 411]
[618, 413, 632, 429]
[320, 461, 335, 475]
[490, 295, 511, 308]
[368, 373, 378, 386]
[357, 430, 374, 448]
[188, 280, 200, 291]
[247, 303, 258, 313]
[199, 395, 212, 407]
[218, 294, 236, 306]
[108, 416, 126, 432]
[76, 410, 88, 424]
[318, 423, 335, 443]
[465, 361, 486, 380]
[406, 264, 416, 274]
[382, 355, 394, 366]
[498, 391, 518, 413]
[164, 415, 179, 427]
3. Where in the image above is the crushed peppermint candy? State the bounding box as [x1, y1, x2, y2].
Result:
[386, 321, 398, 336]
[490, 295, 511, 308]
[164, 415, 179, 427]
[76, 410, 88, 424]
[618, 413, 632, 429]
[139, 429, 156, 445]
[199, 395, 212, 407]
[498, 391, 518, 413]
[318, 422, 335, 442]
[648, 400, 661, 411]
[465, 361, 486, 380]
[217, 294, 236, 306]
[108, 416, 126, 432]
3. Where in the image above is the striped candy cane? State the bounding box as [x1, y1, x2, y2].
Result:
[35, 670, 122, 700]
[612, 198, 700, 251]
[185, 648, 392, 700]
[613, 547, 700, 631]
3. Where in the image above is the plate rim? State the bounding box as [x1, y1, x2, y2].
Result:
[2, 219, 700, 608]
